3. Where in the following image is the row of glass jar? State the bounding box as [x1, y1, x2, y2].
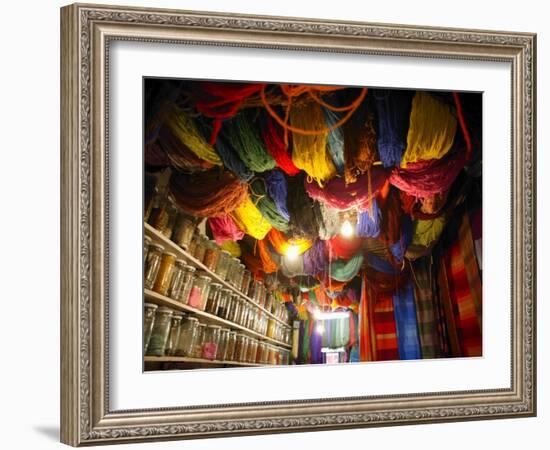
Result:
[146, 192, 250, 291]
[145, 192, 290, 327]
[144, 304, 291, 365]
[144, 242, 292, 345]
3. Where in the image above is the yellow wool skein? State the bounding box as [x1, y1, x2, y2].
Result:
[412, 216, 446, 247]
[165, 103, 222, 166]
[401, 92, 457, 167]
[220, 239, 241, 257]
[290, 101, 337, 186]
[230, 195, 272, 240]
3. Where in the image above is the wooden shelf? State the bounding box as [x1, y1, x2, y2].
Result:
[145, 289, 292, 349]
[144, 356, 262, 367]
[145, 222, 291, 329]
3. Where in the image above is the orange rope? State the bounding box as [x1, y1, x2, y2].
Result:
[260, 85, 368, 136]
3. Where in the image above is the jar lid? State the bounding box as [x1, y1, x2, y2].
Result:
[172, 311, 185, 318]
[221, 250, 231, 256]
[210, 283, 222, 289]
[175, 259, 186, 266]
[150, 243, 164, 251]
[185, 266, 196, 272]
[239, 263, 245, 268]
[198, 323, 207, 327]
[144, 236, 152, 243]
[164, 252, 177, 258]
[221, 288, 232, 293]
[144, 302, 158, 309]
[157, 306, 173, 314]
[208, 325, 222, 330]
[197, 275, 211, 281]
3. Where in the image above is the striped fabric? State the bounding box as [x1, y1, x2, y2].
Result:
[443, 213, 482, 357]
[392, 281, 422, 360]
[410, 257, 442, 359]
[373, 292, 400, 361]
[358, 275, 375, 361]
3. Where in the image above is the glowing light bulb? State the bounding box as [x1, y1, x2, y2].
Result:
[340, 219, 354, 238]
[285, 244, 300, 260]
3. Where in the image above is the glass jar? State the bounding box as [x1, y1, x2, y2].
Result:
[214, 250, 231, 281]
[175, 316, 199, 357]
[228, 295, 242, 324]
[148, 193, 170, 232]
[152, 252, 177, 296]
[250, 280, 261, 305]
[178, 265, 196, 304]
[172, 212, 195, 251]
[240, 269, 252, 296]
[165, 312, 185, 356]
[217, 328, 230, 361]
[202, 325, 221, 360]
[266, 319, 276, 339]
[225, 331, 237, 361]
[240, 301, 249, 327]
[216, 289, 231, 320]
[191, 233, 207, 263]
[233, 263, 245, 291]
[202, 240, 220, 272]
[247, 338, 258, 364]
[163, 199, 178, 238]
[143, 236, 152, 266]
[229, 257, 242, 287]
[143, 303, 158, 353]
[187, 274, 212, 310]
[256, 342, 265, 364]
[240, 336, 250, 363]
[264, 293, 274, 315]
[205, 283, 222, 315]
[144, 243, 164, 290]
[191, 323, 206, 359]
[167, 259, 187, 300]
[235, 334, 247, 363]
[257, 283, 267, 308]
[146, 307, 173, 356]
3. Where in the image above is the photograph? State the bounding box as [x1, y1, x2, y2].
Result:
[142, 79, 482, 371]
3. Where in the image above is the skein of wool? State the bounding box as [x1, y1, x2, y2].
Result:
[303, 240, 328, 276]
[317, 203, 341, 239]
[264, 170, 290, 221]
[261, 114, 301, 176]
[330, 255, 364, 282]
[208, 215, 245, 244]
[230, 195, 273, 240]
[323, 108, 345, 175]
[169, 169, 247, 218]
[327, 235, 364, 261]
[357, 199, 381, 238]
[164, 103, 223, 166]
[389, 152, 466, 197]
[389, 215, 413, 263]
[267, 228, 312, 256]
[287, 174, 322, 239]
[190, 81, 265, 144]
[401, 91, 457, 167]
[213, 132, 254, 182]
[158, 125, 213, 173]
[226, 110, 277, 173]
[256, 238, 279, 274]
[343, 95, 377, 184]
[372, 89, 414, 167]
[412, 216, 446, 247]
[378, 188, 403, 245]
[290, 100, 337, 186]
[304, 167, 389, 211]
[249, 178, 290, 232]
[144, 141, 169, 169]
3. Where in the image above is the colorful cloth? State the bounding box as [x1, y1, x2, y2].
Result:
[392, 281, 422, 360]
[373, 292, 400, 361]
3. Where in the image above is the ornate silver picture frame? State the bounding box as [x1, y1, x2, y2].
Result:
[60, 3, 536, 446]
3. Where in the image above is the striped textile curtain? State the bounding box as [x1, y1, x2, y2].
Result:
[392, 281, 422, 360]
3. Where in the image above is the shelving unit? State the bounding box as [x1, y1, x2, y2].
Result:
[144, 356, 262, 368]
[145, 289, 291, 349]
[145, 222, 292, 329]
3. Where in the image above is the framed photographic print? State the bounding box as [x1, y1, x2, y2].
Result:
[60, 3, 536, 446]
